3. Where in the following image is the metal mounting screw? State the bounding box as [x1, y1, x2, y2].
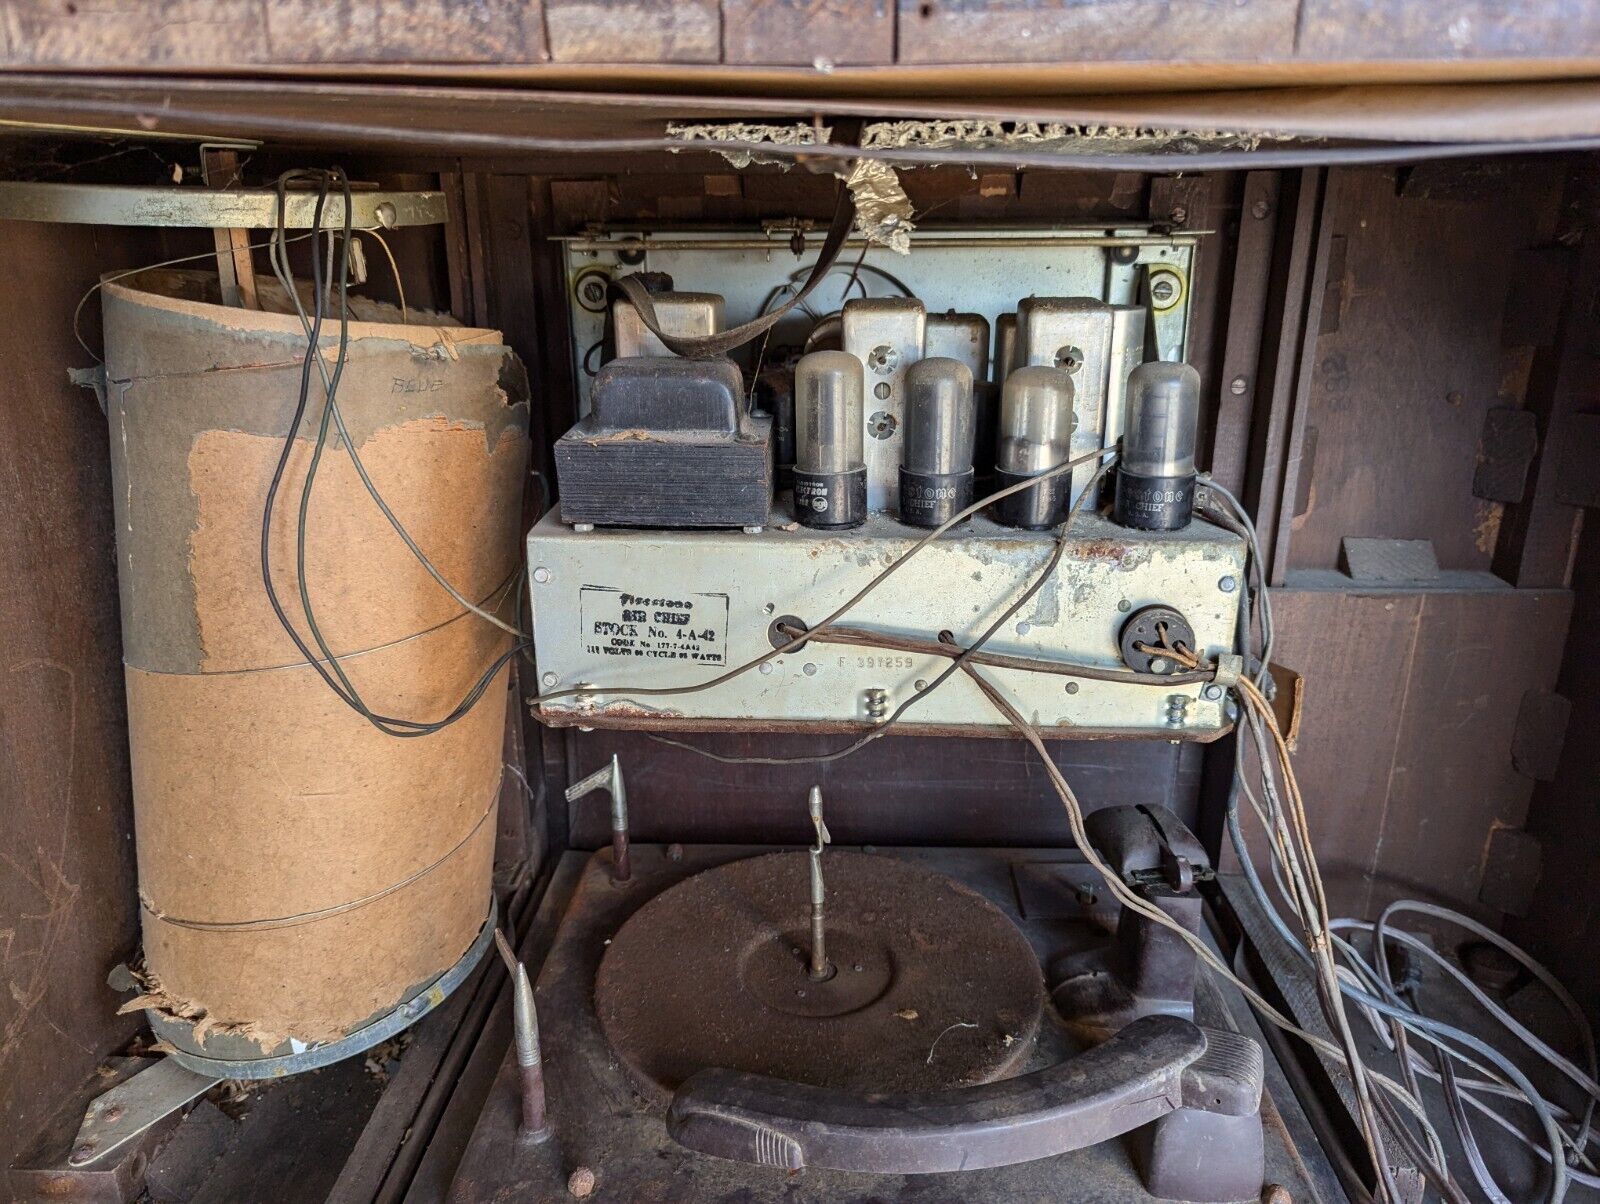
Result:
[1251, 198, 1273, 220]
[1065, 681, 1079, 694]
[1219, 575, 1238, 593]
[1165, 695, 1190, 727]
[532, 566, 551, 584]
[1117, 598, 1133, 613]
[541, 671, 559, 689]
[1150, 276, 1178, 306]
[1229, 375, 1248, 396]
[1202, 684, 1224, 702]
[1169, 205, 1189, 225]
[863, 688, 889, 720]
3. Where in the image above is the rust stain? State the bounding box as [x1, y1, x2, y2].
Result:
[1075, 538, 1130, 561]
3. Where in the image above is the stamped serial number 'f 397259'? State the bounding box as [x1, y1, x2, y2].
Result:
[579, 585, 729, 664]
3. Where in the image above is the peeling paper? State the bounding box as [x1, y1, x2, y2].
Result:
[841, 159, 915, 256]
[667, 121, 832, 169]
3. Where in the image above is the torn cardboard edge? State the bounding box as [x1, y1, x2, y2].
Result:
[860, 117, 1275, 153]
[117, 965, 289, 1052]
[667, 120, 832, 168]
[664, 121, 915, 253]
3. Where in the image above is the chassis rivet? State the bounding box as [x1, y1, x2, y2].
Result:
[1219, 575, 1238, 593]
[532, 566, 551, 584]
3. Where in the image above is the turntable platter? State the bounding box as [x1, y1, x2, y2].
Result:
[595, 850, 1046, 1100]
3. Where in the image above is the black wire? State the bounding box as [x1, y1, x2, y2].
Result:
[258, 168, 529, 738]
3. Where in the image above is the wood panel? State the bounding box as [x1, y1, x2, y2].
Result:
[1298, 1, 1600, 61]
[5, 0, 1600, 70]
[1284, 163, 1567, 575]
[897, 0, 1299, 64]
[1224, 589, 1422, 917]
[723, 0, 895, 66]
[0, 221, 156, 1195]
[543, 0, 720, 62]
[1513, 517, 1600, 1020]
[260, 1, 544, 64]
[566, 731, 1205, 848]
[1234, 582, 1572, 920]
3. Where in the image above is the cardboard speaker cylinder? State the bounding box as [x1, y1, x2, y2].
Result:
[101, 270, 530, 1065]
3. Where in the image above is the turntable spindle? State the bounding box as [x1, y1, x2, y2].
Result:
[807, 786, 833, 982]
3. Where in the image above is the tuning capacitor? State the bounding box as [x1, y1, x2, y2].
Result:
[793, 351, 867, 529]
[1113, 361, 1200, 531]
[899, 357, 976, 529]
[992, 365, 1076, 530]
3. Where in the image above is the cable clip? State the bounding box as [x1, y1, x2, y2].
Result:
[1211, 653, 1244, 689]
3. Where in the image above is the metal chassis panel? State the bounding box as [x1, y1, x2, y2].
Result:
[527, 509, 1245, 739]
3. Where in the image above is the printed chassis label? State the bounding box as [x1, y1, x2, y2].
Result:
[578, 585, 729, 664]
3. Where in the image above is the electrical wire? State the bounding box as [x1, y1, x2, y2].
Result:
[788, 476, 1592, 1203]
[259, 168, 528, 737]
[645, 460, 1114, 766]
[363, 226, 409, 324]
[529, 443, 1111, 712]
[87, 160, 1596, 1201]
[1195, 479, 1587, 1202]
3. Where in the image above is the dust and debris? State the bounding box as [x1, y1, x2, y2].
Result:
[841, 159, 915, 255]
[666, 121, 831, 169]
[925, 1020, 979, 1064]
[209, 1078, 262, 1119]
[861, 118, 1274, 155]
[894, 1008, 919, 1021]
[364, 1030, 413, 1085]
[1474, 499, 1504, 554]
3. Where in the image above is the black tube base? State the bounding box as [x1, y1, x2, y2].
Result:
[993, 467, 1071, 530]
[794, 467, 867, 529]
[899, 467, 974, 529]
[1114, 470, 1195, 531]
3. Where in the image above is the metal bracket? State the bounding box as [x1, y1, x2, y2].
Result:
[0, 180, 446, 230]
[68, 1057, 219, 1169]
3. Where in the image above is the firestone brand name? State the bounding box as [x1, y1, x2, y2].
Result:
[618, 592, 692, 609]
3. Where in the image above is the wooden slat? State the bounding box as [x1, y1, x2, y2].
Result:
[1298, 0, 1600, 61]
[1245, 168, 1325, 586]
[543, 0, 720, 62]
[723, 0, 895, 66]
[896, 0, 1298, 64]
[1210, 171, 1281, 495]
[259, 0, 545, 63]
